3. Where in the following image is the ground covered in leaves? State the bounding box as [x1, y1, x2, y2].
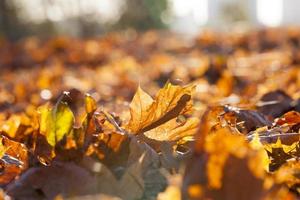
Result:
[1, 28, 300, 199]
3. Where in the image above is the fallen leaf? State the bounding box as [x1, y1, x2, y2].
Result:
[183, 128, 269, 200]
[257, 90, 294, 118]
[223, 105, 272, 134]
[126, 83, 199, 142]
[144, 115, 199, 141]
[0, 135, 28, 186]
[38, 93, 75, 147]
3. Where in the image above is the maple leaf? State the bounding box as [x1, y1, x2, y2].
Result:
[38, 93, 75, 147]
[143, 116, 199, 141]
[126, 83, 199, 141]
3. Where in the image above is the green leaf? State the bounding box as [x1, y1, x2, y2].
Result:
[39, 94, 74, 147]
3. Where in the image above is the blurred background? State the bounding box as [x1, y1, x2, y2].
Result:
[0, 0, 299, 40]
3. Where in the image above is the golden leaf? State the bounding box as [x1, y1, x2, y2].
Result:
[249, 132, 270, 172]
[126, 83, 198, 141]
[84, 94, 97, 114]
[264, 138, 298, 155]
[205, 128, 267, 189]
[144, 115, 199, 141]
[0, 138, 7, 158]
[126, 86, 154, 133]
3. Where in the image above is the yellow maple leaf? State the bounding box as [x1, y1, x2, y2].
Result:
[264, 137, 298, 155]
[126, 83, 199, 141]
[144, 115, 199, 141]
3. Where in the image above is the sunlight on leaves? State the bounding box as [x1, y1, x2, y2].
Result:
[126, 83, 198, 142]
[38, 95, 74, 147]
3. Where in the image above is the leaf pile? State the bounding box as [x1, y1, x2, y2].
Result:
[0, 81, 198, 199]
[1, 27, 300, 199]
